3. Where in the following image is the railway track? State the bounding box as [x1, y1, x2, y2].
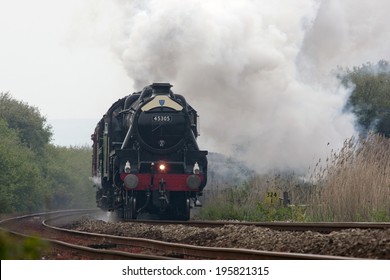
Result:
[0, 210, 169, 259]
[1, 209, 387, 259]
[133, 219, 390, 232]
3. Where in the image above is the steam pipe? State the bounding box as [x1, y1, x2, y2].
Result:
[121, 127, 132, 149]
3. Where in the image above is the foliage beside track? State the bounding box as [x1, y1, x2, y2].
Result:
[338, 60, 390, 136]
[0, 231, 48, 259]
[0, 93, 95, 213]
[198, 134, 390, 222]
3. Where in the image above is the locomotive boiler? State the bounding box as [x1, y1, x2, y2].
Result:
[91, 83, 208, 220]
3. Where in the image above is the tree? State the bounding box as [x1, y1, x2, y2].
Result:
[44, 145, 95, 209]
[0, 93, 95, 213]
[0, 93, 52, 153]
[0, 119, 48, 212]
[338, 60, 390, 136]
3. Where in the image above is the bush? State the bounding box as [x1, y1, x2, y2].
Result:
[197, 177, 307, 222]
[0, 231, 48, 259]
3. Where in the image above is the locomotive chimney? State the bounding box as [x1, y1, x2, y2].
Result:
[151, 83, 172, 95]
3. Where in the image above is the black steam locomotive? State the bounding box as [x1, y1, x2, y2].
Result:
[91, 83, 208, 220]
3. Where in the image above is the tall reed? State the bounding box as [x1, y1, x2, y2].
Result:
[199, 134, 390, 222]
[308, 134, 390, 221]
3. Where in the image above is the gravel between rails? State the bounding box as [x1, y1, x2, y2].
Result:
[65, 216, 390, 259]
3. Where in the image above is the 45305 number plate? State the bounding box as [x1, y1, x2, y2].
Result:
[152, 115, 172, 122]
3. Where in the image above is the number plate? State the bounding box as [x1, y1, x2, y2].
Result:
[152, 115, 172, 122]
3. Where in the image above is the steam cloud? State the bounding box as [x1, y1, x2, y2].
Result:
[91, 0, 390, 173]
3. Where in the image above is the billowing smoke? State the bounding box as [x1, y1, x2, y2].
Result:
[89, 0, 389, 173]
[299, 0, 390, 80]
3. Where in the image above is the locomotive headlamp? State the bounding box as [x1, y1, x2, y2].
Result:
[159, 164, 166, 172]
[124, 161, 131, 173]
[193, 162, 200, 174]
[154, 161, 168, 173]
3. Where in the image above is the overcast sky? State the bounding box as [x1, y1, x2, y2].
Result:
[1, 0, 390, 172]
[0, 1, 133, 146]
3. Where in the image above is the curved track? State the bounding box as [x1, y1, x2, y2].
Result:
[2, 209, 385, 259]
[0, 210, 169, 259]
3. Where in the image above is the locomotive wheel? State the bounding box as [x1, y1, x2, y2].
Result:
[175, 198, 190, 221]
[123, 197, 137, 220]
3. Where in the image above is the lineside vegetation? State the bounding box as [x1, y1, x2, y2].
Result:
[0, 93, 95, 213]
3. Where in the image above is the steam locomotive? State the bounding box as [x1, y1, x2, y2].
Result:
[91, 83, 208, 220]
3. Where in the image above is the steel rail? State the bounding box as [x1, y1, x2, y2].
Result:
[0, 210, 174, 260]
[0, 209, 99, 225]
[133, 219, 390, 232]
[3, 228, 174, 260]
[2, 210, 380, 260]
[43, 218, 359, 260]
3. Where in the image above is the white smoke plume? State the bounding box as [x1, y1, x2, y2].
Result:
[80, 0, 390, 173]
